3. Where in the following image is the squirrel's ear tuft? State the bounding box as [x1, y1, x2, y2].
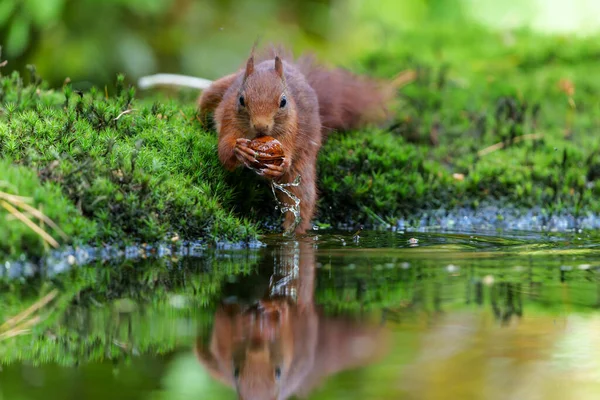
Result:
[274, 56, 284, 79]
[244, 56, 254, 81]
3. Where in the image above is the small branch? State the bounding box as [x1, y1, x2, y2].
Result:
[137, 74, 213, 90]
[478, 133, 544, 157]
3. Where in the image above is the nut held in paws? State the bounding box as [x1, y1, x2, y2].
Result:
[249, 136, 285, 167]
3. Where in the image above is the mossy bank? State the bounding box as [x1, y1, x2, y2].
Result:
[2, 24, 600, 260]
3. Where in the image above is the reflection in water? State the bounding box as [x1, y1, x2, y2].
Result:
[3, 232, 600, 399]
[194, 239, 389, 400]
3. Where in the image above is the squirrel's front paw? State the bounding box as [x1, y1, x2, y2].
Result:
[260, 157, 290, 180]
[234, 139, 261, 168]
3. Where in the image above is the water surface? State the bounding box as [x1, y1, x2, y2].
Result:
[1, 230, 600, 399]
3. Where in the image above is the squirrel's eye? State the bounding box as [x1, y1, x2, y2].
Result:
[239, 96, 245, 107]
[279, 96, 287, 108]
[275, 367, 281, 379]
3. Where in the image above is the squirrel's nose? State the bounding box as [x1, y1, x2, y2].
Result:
[253, 123, 270, 136]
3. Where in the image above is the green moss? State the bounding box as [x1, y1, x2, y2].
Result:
[315, 25, 600, 226]
[0, 160, 96, 258]
[317, 130, 450, 225]
[2, 22, 600, 259]
[0, 71, 258, 259]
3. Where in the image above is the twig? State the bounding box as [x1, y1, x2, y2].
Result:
[478, 133, 544, 157]
[137, 74, 213, 90]
[0, 200, 60, 248]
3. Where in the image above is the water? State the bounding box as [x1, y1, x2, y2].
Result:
[271, 175, 302, 234]
[1, 230, 600, 399]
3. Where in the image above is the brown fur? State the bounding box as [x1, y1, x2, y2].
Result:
[194, 239, 389, 400]
[198, 46, 400, 234]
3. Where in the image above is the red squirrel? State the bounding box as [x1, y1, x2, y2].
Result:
[198, 47, 408, 234]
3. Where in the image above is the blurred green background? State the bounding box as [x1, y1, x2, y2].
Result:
[3, 0, 600, 90]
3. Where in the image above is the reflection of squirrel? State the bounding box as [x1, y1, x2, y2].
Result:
[194, 239, 389, 400]
[197, 47, 412, 234]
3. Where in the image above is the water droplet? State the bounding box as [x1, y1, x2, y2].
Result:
[270, 175, 302, 233]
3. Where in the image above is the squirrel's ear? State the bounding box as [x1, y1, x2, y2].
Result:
[244, 56, 254, 80]
[274, 56, 284, 79]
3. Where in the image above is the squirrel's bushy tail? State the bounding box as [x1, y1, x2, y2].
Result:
[296, 54, 412, 135]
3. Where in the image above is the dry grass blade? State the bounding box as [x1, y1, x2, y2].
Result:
[15, 199, 68, 240]
[0, 290, 58, 341]
[478, 133, 544, 157]
[0, 200, 60, 248]
[0, 191, 68, 240]
[113, 108, 137, 121]
[0, 290, 59, 333]
[0, 190, 33, 204]
[0, 317, 41, 341]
